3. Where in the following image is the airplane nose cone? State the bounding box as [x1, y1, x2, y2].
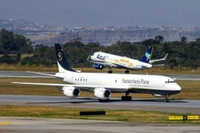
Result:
[91, 55, 95, 60]
[176, 84, 182, 91]
[174, 83, 181, 94]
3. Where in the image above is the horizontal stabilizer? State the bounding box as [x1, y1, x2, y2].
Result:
[27, 71, 56, 77]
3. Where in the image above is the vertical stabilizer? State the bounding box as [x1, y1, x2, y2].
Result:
[139, 46, 153, 63]
[55, 43, 75, 72]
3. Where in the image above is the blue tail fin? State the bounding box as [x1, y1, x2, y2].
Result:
[139, 46, 153, 63]
[55, 43, 75, 72]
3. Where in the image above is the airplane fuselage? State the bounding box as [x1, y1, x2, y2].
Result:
[91, 52, 152, 69]
[56, 71, 181, 95]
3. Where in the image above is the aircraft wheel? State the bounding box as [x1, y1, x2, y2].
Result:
[121, 96, 125, 101]
[125, 70, 129, 73]
[108, 70, 113, 73]
[121, 96, 132, 101]
[128, 96, 132, 101]
[164, 95, 169, 102]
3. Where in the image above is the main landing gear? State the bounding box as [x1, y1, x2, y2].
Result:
[108, 70, 113, 73]
[125, 69, 129, 73]
[121, 92, 132, 101]
[108, 66, 113, 73]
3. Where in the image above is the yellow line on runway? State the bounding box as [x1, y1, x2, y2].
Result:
[0, 122, 10, 125]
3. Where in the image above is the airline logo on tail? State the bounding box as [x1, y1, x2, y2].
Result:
[145, 51, 151, 59]
[58, 52, 63, 61]
[140, 46, 153, 63]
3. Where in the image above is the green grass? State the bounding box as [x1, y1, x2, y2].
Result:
[0, 105, 199, 124]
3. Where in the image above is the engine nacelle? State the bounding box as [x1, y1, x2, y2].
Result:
[93, 63, 104, 70]
[152, 94, 164, 98]
[94, 88, 111, 100]
[63, 87, 80, 98]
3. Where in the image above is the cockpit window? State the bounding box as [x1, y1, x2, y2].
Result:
[165, 79, 176, 83]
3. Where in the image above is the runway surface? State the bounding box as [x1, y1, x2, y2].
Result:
[1, 71, 200, 80]
[0, 95, 200, 114]
[1, 117, 199, 133]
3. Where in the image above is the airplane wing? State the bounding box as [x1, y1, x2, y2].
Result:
[152, 64, 165, 67]
[12, 82, 68, 87]
[11, 82, 128, 92]
[149, 53, 168, 64]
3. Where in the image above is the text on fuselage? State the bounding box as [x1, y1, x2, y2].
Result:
[122, 78, 150, 84]
[97, 54, 106, 60]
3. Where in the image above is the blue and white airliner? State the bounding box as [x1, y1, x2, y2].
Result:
[87, 47, 168, 73]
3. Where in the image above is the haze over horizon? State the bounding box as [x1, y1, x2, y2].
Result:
[0, 0, 200, 28]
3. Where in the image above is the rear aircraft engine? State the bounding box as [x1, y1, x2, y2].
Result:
[63, 87, 80, 98]
[152, 94, 165, 98]
[93, 63, 104, 70]
[94, 88, 111, 100]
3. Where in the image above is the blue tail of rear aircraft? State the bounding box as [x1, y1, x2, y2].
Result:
[139, 46, 153, 63]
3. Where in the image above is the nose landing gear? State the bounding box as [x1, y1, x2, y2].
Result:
[164, 94, 170, 102]
[108, 66, 113, 73]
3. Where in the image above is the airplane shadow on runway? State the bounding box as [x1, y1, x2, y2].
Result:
[130, 98, 188, 103]
[27, 98, 188, 104]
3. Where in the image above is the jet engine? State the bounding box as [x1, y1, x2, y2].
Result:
[63, 87, 80, 98]
[94, 88, 111, 100]
[93, 63, 104, 70]
[152, 94, 164, 98]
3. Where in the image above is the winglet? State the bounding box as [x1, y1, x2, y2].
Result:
[163, 53, 168, 60]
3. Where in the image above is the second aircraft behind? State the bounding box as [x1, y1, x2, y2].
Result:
[87, 47, 168, 73]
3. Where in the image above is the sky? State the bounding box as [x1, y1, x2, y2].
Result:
[0, 0, 200, 28]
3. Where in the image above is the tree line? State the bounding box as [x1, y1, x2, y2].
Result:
[0, 28, 200, 70]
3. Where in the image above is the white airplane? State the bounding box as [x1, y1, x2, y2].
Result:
[87, 47, 168, 73]
[12, 44, 181, 102]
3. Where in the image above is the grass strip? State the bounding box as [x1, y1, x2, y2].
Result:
[0, 105, 199, 124]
